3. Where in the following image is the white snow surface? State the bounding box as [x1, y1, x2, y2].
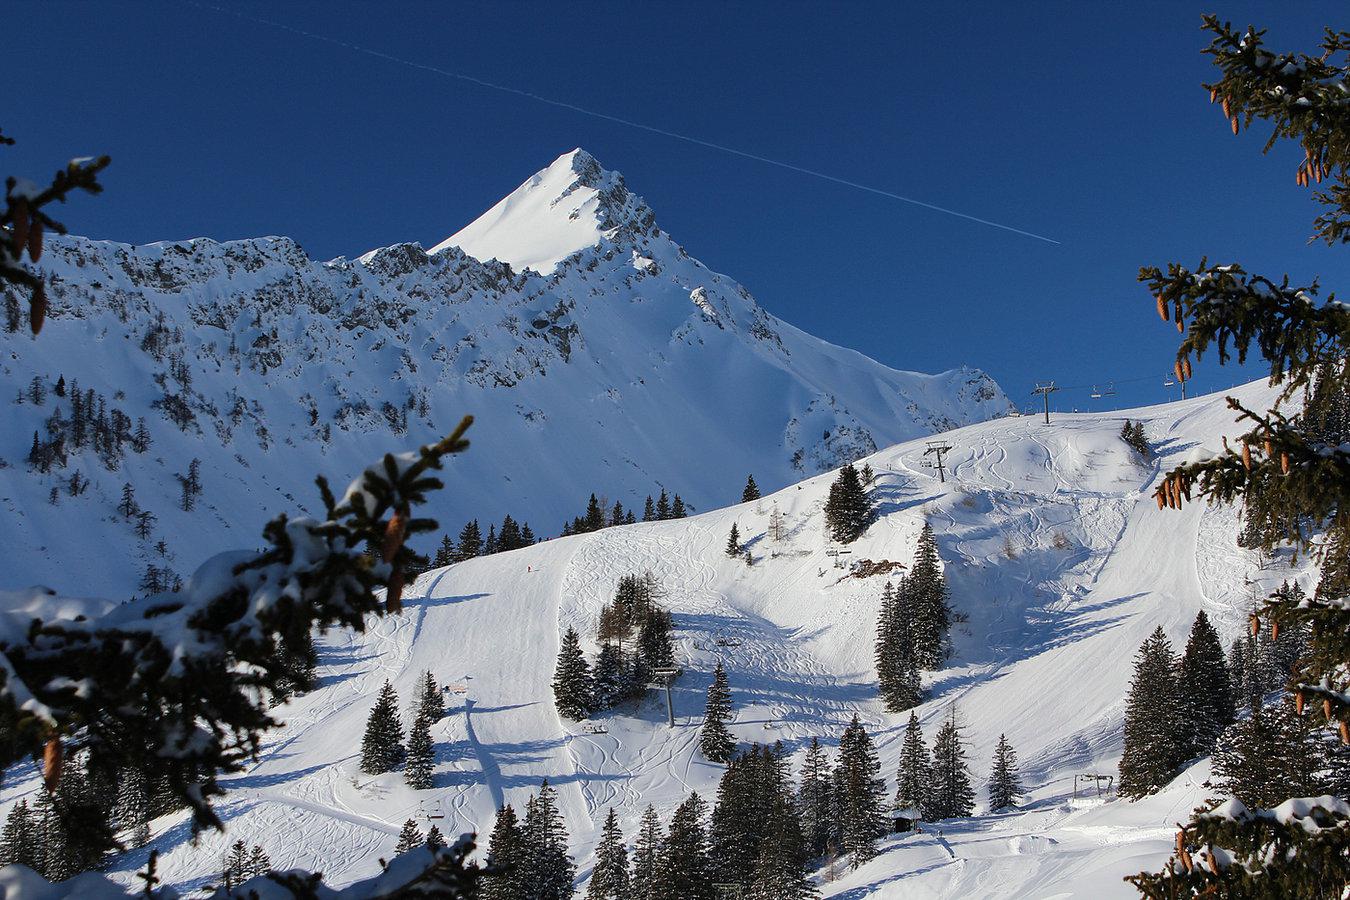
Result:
[0, 148, 1009, 599]
[432, 149, 634, 274]
[0, 378, 1317, 898]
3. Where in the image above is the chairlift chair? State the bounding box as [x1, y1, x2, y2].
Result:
[1090, 385, 1102, 399]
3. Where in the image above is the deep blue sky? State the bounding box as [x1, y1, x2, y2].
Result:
[10, 1, 1348, 411]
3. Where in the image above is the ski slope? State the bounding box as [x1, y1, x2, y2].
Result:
[2, 378, 1310, 897]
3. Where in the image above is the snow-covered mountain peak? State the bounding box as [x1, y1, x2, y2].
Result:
[432, 148, 655, 274]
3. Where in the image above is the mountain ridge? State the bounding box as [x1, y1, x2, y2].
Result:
[0, 150, 1010, 597]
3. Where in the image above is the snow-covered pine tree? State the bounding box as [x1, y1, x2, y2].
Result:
[833, 714, 886, 868]
[823, 463, 872, 544]
[426, 824, 446, 850]
[701, 661, 736, 763]
[522, 781, 575, 900]
[742, 475, 760, 503]
[908, 523, 951, 670]
[1178, 610, 1235, 757]
[797, 737, 833, 859]
[632, 804, 663, 900]
[360, 680, 406, 775]
[114, 766, 151, 847]
[405, 707, 435, 789]
[0, 800, 37, 870]
[987, 733, 1022, 811]
[481, 804, 525, 900]
[929, 706, 974, 820]
[553, 627, 594, 720]
[725, 523, 741, 557]
[894, 711, 933, 822]
[1212, 696, 1329, 808]
[395, 819, 425, 856]
[1127, 20, 1350, 894]
[1118, 627, 1186, 799]
[653, 792, 712, 900]
[587, 807, 631, 900]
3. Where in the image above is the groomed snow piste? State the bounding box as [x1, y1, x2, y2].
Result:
[1, 378, 1306, 898]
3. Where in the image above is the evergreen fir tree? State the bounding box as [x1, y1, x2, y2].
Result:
[701, 662, 736, 763]
[1118, 627, 1186, 799]
[499, 514, 523, 551]
[1125, 20, 1350, 893]
[655, 490, 670, 521]
[671, 495, 687, 518]
[987, 733, 1022, 811]
[522, 781, 574, 900]
[593, 642, 628, 710]
[1178, 610, 1235, 757]
[908, 523, 951, 670]
[405, 707, 435, 789]
[585, 494, 606, 532]
[456, 519, 482, 561]
[0, 800, 37, 870]
[416, 669, 444, 724]
[481, 804, 526, 900]
[553, 627, 594, 720]
[631, 805, 663, 900]
[643, 496, 656, 522]
[117, 482, 138, 520]
[894, 712, 933, 821]
[247, 845, 271, 879]
[653, 792, 712, 900]
[360, 680, 406, 775]
[484, 523, 498, 555]
[1212, 697, 1330, 808]
[395, 819, 424, 856]
[114, 766, 151, 847]
[860, 463, 874, 485]
[222, 839, 250, 891]
[741, 475, 760, 503]
[522, 522, 536, 544]
[875, 579, 923, 712]
[823, 463, 872, 544]
[433, 533, 456, 567]
[426, 824, 446, 849]
[725, 523, 741, 558]
[33, 786, 68, 882]
[797, 737, 833, 859]
[929, 706, 975, 819]
[833, 715, 886, 868]
[587, 807, 631, 900]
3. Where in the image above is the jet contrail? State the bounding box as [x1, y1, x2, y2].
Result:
[185, 1, 1060, 245]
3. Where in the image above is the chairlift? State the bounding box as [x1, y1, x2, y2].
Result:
[583, 722, 608, 734]
[714, 637, 742, 648]
[419, 799, 445, 821]
[1090, 385, 1103, 399]
[1163, 374, 1176, 387]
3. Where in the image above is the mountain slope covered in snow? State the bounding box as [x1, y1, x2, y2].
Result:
[0, 149, 1009, 598]
[2, 378, 1307, 898]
